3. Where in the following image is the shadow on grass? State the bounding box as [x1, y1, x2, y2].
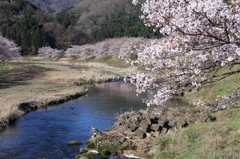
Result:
[0, 62, 56, 89]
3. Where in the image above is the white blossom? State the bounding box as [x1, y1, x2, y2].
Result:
[130, 0, 240, 106]
[0, 35, 21, 63]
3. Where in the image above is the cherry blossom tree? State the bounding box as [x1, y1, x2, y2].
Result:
[38, 47, 64, 58]
[64, 37, 151, 59]
[130, 0, 240, 106]
[0, 35, 21, 64]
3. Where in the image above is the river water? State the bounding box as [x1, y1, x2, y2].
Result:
[0, 81, 186, 159]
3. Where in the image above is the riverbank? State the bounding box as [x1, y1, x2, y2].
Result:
[1, 59, 136, 130]
[74, 63, 240, 159]
[1, 58, 239, 158]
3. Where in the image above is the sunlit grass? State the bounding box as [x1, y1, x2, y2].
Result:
[154, 108, 240, 159]
[183, 64, 240, 104]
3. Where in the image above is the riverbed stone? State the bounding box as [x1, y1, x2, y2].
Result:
[68, 141, 82, 145]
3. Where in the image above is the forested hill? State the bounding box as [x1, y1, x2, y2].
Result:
[27, 0, 84, 13]
[0, 0, 51, 55]
[0, 0, 161, 56]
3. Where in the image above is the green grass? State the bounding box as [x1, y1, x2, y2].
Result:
[154, 109, 240, 159]
[153, 64, 240, 159]
[183, 64, 240, 104]
[82, 56, 128, 66]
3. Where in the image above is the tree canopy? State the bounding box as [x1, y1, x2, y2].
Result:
[0, 34, 21, 64]
[130, 0, 240, 109]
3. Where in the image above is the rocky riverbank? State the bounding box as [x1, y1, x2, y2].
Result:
[75, 106, 215, 159]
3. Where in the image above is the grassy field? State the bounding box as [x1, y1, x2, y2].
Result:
[0, 58, 140, 130]
[0, 57, 144, 130]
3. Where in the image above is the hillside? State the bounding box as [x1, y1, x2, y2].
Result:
[0, 0, 161, 56]
[27, 0, 84, 13]
[0, 0, 52, 55]
[53, 0, 161, 46]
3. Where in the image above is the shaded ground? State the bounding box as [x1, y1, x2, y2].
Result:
[0, 62, 54, 89]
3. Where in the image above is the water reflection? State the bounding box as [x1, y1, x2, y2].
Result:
[0, 82, 187, 159]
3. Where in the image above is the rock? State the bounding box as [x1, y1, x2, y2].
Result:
[166, 129, 174, 136]
[138, 126, 148, 133]
[119, 141, 132, 151]
[79, 148, 88, 154]
[92, 126, 102, 137]
[84, 152, 96, 159]
[86, 142, 95, 149]
[158, 118, 166, 127]
[146, 118, 152, 125]
[140, 120, 149, 131]
[68, 141, 82, 145]
[168, 117, 177, 128]
[153, 131, 160, 137]
[130, 123, 138, 132]
[100, 149, 111, 157]
[96, 138, 120, 156]
[176, 117, 187, 129]
[119, 137, 126, 144]
[136, 129, 146, 139]
[154, 112, 163, 118]
[151, 124, 160, 131]
[146, 132, 151, 138]
[160, 128, 168, 135]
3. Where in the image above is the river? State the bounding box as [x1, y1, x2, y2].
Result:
[0, 81, 185, 159]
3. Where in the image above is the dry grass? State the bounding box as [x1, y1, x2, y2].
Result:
[0, 61, 118, 129]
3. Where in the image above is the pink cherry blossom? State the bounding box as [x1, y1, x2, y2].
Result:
[0, 35, 21, 64]
[130, 0, 240, 106]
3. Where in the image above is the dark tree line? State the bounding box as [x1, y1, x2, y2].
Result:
[0, 0, 49, 55]
[1, 14, 48, 55]
[0, 0, 162, 56]
[92, 11, 162, 41]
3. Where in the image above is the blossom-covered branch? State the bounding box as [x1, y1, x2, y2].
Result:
[131, 0, 240, 106]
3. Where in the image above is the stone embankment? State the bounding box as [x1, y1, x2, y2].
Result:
[76, 106, 215, 159]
